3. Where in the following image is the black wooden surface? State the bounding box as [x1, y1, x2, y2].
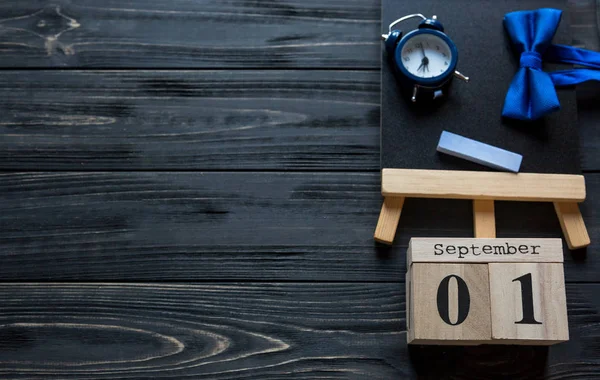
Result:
[0, 0, 599, 378]
[0, 284, 598, 379]
[0, 171, 599, 282]
[0, 0, 380, 69]
[0, 70, 380, 171]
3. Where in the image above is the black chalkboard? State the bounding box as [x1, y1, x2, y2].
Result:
[381, 0, 581, 174]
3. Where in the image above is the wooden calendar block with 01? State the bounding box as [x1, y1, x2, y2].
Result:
[406, 238, 569, 345]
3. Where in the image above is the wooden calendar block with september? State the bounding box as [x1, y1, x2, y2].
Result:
[406, 238, 568, 345]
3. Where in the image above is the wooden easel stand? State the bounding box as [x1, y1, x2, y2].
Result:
[374, 169, 590, 249]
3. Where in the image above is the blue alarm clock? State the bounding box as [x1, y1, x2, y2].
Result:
[382, 14, 469, 103]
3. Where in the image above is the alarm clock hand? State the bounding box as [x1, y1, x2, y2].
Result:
[420, 44, 426, 59]
[419, 56, 429, 73]
[418, 44, 431, 73]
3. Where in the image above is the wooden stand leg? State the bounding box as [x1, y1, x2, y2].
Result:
[374, 197, 405, 245]
[473, 199, 496, 238]
[554, 202, 590, 249]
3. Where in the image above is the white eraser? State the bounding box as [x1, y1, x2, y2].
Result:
[437, 131, 523, 173]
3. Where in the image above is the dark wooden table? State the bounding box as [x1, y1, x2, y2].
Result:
[0, 1, 599, 378]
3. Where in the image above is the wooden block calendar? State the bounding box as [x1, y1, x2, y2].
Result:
[406, 238, 569, 345]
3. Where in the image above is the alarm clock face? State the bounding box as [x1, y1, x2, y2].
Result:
[399, 33, 453, 79]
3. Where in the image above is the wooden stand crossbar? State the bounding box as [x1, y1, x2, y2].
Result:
[375, 169, 590, 249]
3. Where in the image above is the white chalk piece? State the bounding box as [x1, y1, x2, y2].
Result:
[437, 131, 523, 173]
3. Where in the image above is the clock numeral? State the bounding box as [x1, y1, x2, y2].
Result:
[444, 61, 448, 66]
[404, 56, 410, 62]
[436, 45, 440, 51]
[415, 42, 422, 48]
[442, 53, 447, 57]
[407, 48, 413, 54]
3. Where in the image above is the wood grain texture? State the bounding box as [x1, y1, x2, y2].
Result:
[489, 263, 569, 345]
[408, 263, 492, 344]
[0, 0, 597, 377]
[1, 171, 598, 282]
[0, 0, 593, 70]
[0, 283, 405, 379]
[0, 70, 379, 171]
[0, 0, 380, 68]
[473, 200, 496, 238]
[0, 283, 597, 379]
[0, 69, 599, 172]
[382, 169, 586, 202]
[407, 238, 564, 264]
[554, 202, 591, 249]
[374, 196, 404, 244]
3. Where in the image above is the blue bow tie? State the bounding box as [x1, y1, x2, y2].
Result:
[503, 8, 600, 121]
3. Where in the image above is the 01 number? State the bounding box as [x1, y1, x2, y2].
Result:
[436, 273, 542, 326]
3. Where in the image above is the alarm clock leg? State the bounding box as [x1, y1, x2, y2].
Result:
[411, 86, 418, 103]
[453, 70, 470, 82]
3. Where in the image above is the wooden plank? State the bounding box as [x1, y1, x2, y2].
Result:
[489, 263, 569, 345]
[382, 169, 586, 202]
[473, 200, 496, 238]
[0, 283, 599, 378]
[1, 171, 599, 282]
[0, 283, 404, 378]
[0, 69, 598, 172]
[374, 197, 404, 245]
[0, 0, 591, 71]
[0, 0, 379, 68]
[407, 238, 564, 265]
[0, 70, 379, 171]
[555, 202, 592, 249]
